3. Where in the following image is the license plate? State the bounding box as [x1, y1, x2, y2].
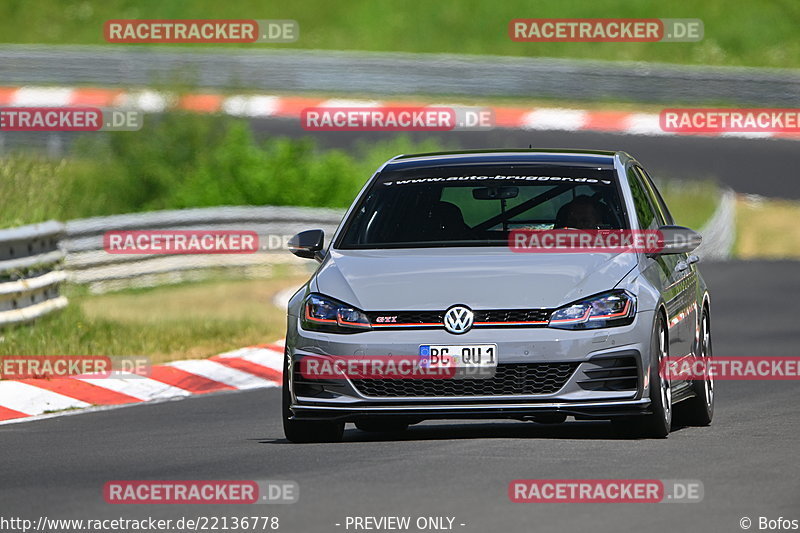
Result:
[419, 344, 497, 373]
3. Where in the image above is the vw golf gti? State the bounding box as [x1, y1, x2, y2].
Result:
[282, 149, 714, 442]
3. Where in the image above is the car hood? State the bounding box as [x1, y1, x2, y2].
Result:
[314, 248, 637, 310]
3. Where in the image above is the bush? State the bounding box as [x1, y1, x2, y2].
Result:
[0, 114, 449, 227]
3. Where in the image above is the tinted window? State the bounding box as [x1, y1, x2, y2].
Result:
[626, 167, 660, 230]
[635, 166, 673, 225]
[337, 165, 627, 249]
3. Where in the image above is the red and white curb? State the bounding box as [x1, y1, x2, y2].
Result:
[1, 85, 798, 140]
[0, 341, 286, 425]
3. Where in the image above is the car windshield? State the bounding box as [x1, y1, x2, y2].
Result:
[337, 165, 628, 249]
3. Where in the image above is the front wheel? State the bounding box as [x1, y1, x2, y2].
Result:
[282, 352, 344, 443]
[615, 313, 672, 438]
[675, 308, 714, 426]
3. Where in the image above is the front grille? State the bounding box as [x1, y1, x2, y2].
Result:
[476, 309, 551, 324]
[577, 356, 639, 391]
[366, 308, 552, 329]
[351, 362, 578, 397]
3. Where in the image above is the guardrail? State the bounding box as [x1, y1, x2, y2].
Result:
[62, 206, 345, 293]
[1, 45, 799, 106]
[0, 207, 344, 325]
[0, 221, 68, 327]
[693, 189, 736, 261]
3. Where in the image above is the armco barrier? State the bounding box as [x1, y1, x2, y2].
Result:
[692, 189, 736, 261]
[62, 205, 345, 293]
[0, 221, 68, 326]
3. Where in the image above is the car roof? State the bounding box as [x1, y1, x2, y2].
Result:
[385, 149, 622, 170]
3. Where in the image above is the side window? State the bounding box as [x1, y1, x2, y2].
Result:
[626, 167, 659, 230]
[635, 166, 674, 225]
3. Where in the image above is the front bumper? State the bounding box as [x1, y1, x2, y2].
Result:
[286, 309, 656, 422]
[291, 398, 652, 422]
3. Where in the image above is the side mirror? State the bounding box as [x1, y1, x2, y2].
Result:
[656, 225, 702, 254]
[288, 229, 325, 262]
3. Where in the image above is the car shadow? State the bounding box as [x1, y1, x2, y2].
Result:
[258, 419, 692, 445]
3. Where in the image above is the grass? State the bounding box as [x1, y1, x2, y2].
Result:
[0, 275, 305, 364]
[1, 0, 799, 68]
[735, 195, 800, 259]
[655, 179, 720, 230]
[0, 156, 75, 229]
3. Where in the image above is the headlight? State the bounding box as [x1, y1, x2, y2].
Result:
[548, 290, 636, 330]
[302, 294, 371, 333]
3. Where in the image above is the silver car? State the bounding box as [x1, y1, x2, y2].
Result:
[283, 149, 714, 442]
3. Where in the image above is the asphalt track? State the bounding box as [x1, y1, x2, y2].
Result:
[249, 117, 800, 199]
[1, 260, 799, 533]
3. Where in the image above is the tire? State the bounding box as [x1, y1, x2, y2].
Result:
[282, 352, 344, 443]
[675, 308, 714, 426]
[615, 313, 672, 438]
[355, 419, 410, 433]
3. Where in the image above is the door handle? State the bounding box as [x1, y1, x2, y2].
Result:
[675, 260, 689, 272]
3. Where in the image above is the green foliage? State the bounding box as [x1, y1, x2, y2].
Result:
[0, 114, 451, 227]
[0, 112, 716, 231]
